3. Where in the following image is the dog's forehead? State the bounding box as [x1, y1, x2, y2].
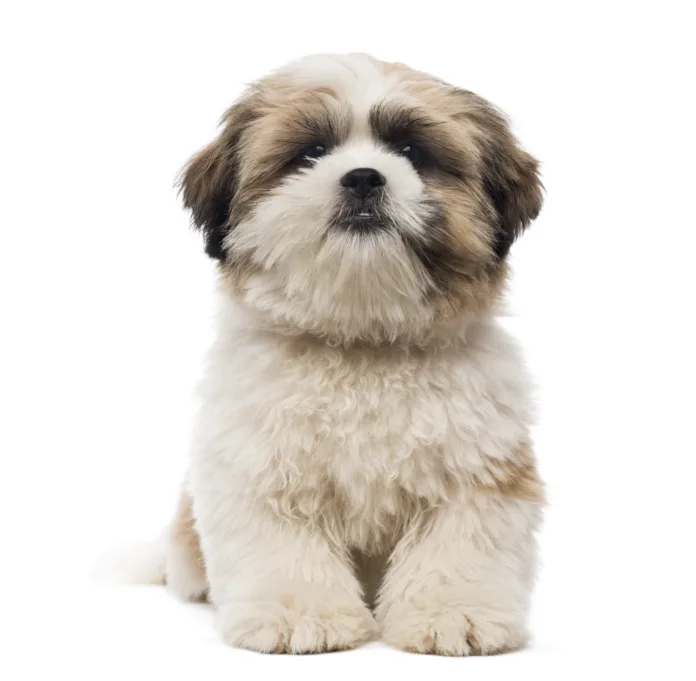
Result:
[275, 53, 415, 125]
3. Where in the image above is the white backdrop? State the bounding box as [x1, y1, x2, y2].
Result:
[1, 1, 695, 679]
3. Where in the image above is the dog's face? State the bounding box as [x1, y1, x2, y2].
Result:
[180, 54, 542, 343]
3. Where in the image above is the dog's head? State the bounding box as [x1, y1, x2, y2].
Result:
[180, 54, 543, 343]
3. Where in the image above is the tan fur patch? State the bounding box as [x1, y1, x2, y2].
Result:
[473, 442, 545, 503]
[170, 490, 206, 572]
[235, 88, 350, 206]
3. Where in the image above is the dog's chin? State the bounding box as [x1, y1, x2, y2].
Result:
[228, 228, 439, 345]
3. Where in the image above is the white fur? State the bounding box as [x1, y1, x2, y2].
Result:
[167, 295, 541, 653]
[277, 53, 403, 122]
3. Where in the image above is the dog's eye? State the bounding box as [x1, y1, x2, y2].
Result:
[398, 142, 426, 167]
[300, 143, 328, 160]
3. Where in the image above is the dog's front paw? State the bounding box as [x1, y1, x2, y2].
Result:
[381, 598, 527, 656]
[217, 588, 377, 653]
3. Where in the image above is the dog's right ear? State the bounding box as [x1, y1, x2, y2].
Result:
[178, 98, 257, 261]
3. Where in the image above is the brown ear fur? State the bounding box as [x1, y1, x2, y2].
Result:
[461, 92, 543, 258]
[178, 98, 258, 261]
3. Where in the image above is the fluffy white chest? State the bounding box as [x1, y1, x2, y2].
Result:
[194, 312, 532, 549]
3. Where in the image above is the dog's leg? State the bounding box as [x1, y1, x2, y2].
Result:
[192, 484, 376, 653]
[377, 451, 544, 656]
[163, 489, 209, 602]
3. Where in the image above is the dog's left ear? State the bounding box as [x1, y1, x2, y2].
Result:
[467, 97, 544, 259]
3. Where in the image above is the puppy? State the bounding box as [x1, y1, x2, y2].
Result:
[164, 53, 544, 655]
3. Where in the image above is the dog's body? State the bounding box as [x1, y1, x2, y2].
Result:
[159, 53, 545, 655]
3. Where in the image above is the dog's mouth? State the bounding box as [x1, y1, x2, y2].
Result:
[330, 198, 391, 234]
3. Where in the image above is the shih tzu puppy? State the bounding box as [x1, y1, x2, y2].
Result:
[161, 53, 545, 655]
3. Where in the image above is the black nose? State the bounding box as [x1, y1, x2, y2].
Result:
[340, 167, 386, 198]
